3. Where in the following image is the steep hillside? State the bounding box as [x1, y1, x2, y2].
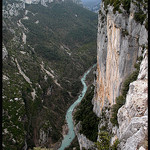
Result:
[2, 0, 97, 149]
[73, 0, 148, 149]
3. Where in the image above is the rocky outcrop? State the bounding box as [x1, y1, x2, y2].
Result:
[3, 1, 25, 18]
[2, 44, 8, 59]
[117, 50, 148, 150]
[93, 0, 148, 117]
[74, 122, 95, 150]
[39, 129, 49, 145]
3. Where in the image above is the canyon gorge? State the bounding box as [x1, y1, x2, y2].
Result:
[2, 0, 148, 150]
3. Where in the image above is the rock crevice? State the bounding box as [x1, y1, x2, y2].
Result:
[92, 1, 148, 150]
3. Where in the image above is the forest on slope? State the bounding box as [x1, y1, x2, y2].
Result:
[2, 0, 98, 149]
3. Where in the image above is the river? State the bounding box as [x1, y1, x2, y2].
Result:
[58, 64, 96, 150]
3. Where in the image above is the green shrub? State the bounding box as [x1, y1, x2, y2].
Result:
[110, 0, 115, 5]
[110, 96, 125, 126]
[134, 62, 140, 70]
[145, 19, 148, 30]
[100, 125, 107, 131]
[95, 131, 111, 150]
[102, 0, 131, 14]
[137, 56, 143, 61]
[134, 55, 143, 70]
[101, 16, 105, 21]
[122, 29, 129, 37]
[121, 70, 139, 97]
[118, 8, 122, 13]
[134, 10, 146, 24]
[110, 139, 120, 150]
[113, 0, 121, 13]
[121, 0, 131, 13]
[99, 10, 102, 15]
[144, 0, 148, 3]
[103, 0, 110, 10]
[106, 9, 108, 14]
[74, 86, 99, 142]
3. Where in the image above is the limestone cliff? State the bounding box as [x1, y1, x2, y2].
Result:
[92, 0, 148, 149]
[93, 0, 148, 117]
[117, 49, 148, 150]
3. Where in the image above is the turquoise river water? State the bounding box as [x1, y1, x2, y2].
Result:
[58, 64, 96, 150]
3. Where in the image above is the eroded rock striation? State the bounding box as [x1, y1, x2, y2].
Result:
[117, 50, 148, 150]
[93, 1, 148, 117]
[91, 0, 148, 149]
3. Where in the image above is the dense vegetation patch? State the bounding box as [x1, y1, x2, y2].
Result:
[102, 0, 131, 14]
[95, 131, 111, 150]
[93, 105, 120, 149]
[144, 19, 148, 30]
[102, 0, 148, 23]
[95, 131, 119, 150]
[134, 9, 147, 24]
[22, 1, 97, 94]
[110, 96, 125, 126]
[132, 0, 148, 25]
[3, 1, 98, 149]
[74, 85, 99, 142]
[110, 139, 120, 150]
[122, 29, 129, 37]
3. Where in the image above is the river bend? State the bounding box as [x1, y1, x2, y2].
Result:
[59, 64, 96, 150]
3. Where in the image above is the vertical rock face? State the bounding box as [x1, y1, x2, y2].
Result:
[92, 0, 148, 149]
[117, 50, 148, 150]
[93, 1, 147, 117]
[74, 122, 95, 150]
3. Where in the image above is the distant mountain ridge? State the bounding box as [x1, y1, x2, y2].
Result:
[22, 0, 82, 6]
[81, 0, 101, 13]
